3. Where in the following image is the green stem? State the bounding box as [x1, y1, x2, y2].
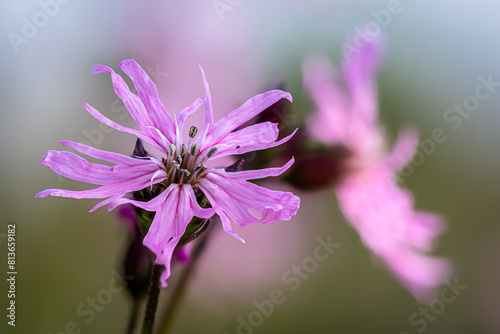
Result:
[158, 224, 214, 334]
[141, 264, 162, 334]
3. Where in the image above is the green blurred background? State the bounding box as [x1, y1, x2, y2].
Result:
[1, 1, 500, 333]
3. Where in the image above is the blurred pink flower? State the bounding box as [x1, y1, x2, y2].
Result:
[303, 38, 451, 302]
[37, 59, 300, 287]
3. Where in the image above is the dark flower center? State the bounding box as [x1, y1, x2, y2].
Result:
[162, 126, 217, 187]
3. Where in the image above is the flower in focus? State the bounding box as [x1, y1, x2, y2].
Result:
[302, 38, 451, 301]
[36, 59, 300, 286]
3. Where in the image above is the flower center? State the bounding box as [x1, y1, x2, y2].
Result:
[162, 126, 217, 186]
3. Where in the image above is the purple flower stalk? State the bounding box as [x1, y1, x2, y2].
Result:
[303, 38, 451, 301]
[37, 60, 300, 286]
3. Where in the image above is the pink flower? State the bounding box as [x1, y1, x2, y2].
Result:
[303, 39, 450, 302]
[36, 59, 300, 287]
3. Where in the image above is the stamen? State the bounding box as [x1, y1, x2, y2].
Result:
[189, 126, 198, 138]
[192, 163, 205, 175]
[176, 155, 182, 165]
[190, 143, 199, 156]
[167, 161, 180, 183]
[169, 144, 176, 156]
[150, 169, 165, 189]
[181, 144, 188, 157]
[178, 169, 191, 185]
[206, 146, 218, 158]
[187, 163, 206, 184]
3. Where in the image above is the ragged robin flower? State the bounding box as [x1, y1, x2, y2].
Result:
[36, 59, 300, 286]
[301, 37, 451, 302]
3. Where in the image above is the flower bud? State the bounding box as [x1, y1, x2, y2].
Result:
[132, 138, 149, 158]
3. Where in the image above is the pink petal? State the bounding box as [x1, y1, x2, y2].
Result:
[210, 121, 279, 157]
[143, 185, 185, 251]
[109, 184, 214, 219]
[37, 150, 160, 186]
[176, 98, 203, 136]
[408, 212, 446, 251]
[156, 240, 182, 287]
[384, 250, 451, 303]
[341, 36, 384, 127]
[171, 98, 203, 148]
[213, 128, 297, 159]
[60, 140, 155, 166]
[218, 210, 245, 243]
[84, 101, 166, 152]
[303, 54, 349, 145]
[108, 184, 214, 287]
[198, 172, 299, 230]
[202, 90, 292, 151]
[200, 65, 214, 127]
[142, 185, 214, 287]
[304, 38, 385, 154]
[184, 187, 216, 219]
[93, 64, 158, 133]
[383, 127, 419, 173]
[119, 59, 176, 142]
[35, 144, 165, 213]
[192, 65, 215, 149]
[36, 172, 154, 204]
[215, 157, 294, 180]
[336, 166, 450, 301]
[108, 187, 170, 212]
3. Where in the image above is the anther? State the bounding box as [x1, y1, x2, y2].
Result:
[169, 144, 176, 156]
[192, 163, 205, 174]
[175, 155, 182, 165]
[190, 143, 199, 156]
[181, 144, 188, 157]
[189, 126, 198, 138]
[206, 146, 218, 158]
[188, 164, 206, 183]
[178, 169, 191, 185]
